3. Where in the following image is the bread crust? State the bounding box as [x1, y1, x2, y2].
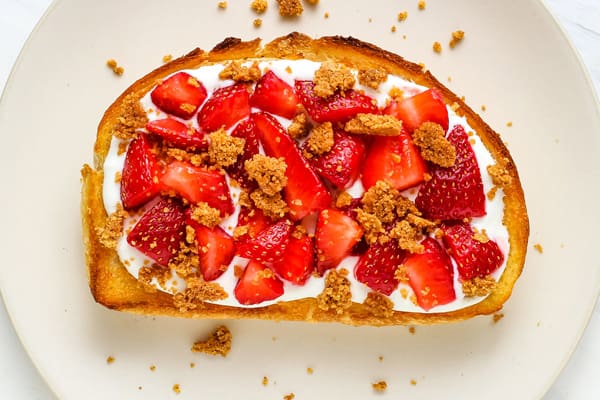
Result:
[81, 33, 529, 325]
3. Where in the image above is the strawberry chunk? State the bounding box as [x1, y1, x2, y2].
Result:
[188, 221, 235, 281]
[361, 129, 427, 191]
[272, 232, 315, 285]
[236, 219, 293, 264]
[441, 223, 504, 280]
[309, 131, 366, 189]
[250, 70, 299, 119]
[160, 161, 234, 216]
[234, 261, 284, 305]
[224, 118, 260, 190]
[295, 80, 378, 123]
[251, 112, 332, 220]
[235, 207, 272, 241]
[145, 118, 208, 150]
[403, 237, 456, 311]
[120, 134, 161, 209]
[354, 239, 403, 296]
[127, 197, 186, 266]
[384, 88, 448, 133]
[315, 209, 363, 274]
[415, 125, 485, 220]
[197, 83, 250, 131]
[150, 72, 207, 119]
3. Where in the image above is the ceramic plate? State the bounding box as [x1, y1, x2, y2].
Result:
[1, 0, 599, 398]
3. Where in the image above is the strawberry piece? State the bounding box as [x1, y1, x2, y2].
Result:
[309, 131, 366, 189]
[361, 129, 427, 191]
[315, 209, 363, 274]
[160, 161, 234, 216]
[403, 237, 456, 311]
[145, 118, 208, 150]
[188, 221, 235, 281]
[250, 70, 299, 119]
[384, 88, 448, 133]
[235, 207, 272, 241]
[415, 125, 485, 220]
[354, 239, 403, 296]
[120, 134, 161, 209]
[295, 80, 378, 123]
[197, 83, 250, 131]
[251, 112, 332, 220]
[234, 261, 284, 305]
[236, 219, 293, 264]
[127, 197, 186, 266]
[150, 72, 207, 119]
[224, 118, 260, 190]
[273, 233, 315, 285]
[441, 223, 504, 280]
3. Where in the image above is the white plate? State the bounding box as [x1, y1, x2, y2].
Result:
[1, 0, 599, 399]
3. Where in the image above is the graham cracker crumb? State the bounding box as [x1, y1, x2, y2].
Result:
[250, 189, 289, 219]
[106, 59, 124, 76]
[317, 269, 352, 314]
[378, 355, 384, 362]
[462, 276, 497, 297]
[190, 202, 221, 228]
[292, 224, 307, 239]
[313, 61, 356, 98]
[253, 18, 263, 27]
[413, 122, 456, 167]
[112, 96, 148, 140]
[487, 186, 499, 201]
[191, 325, 232, 357]
[251, 0, 268, 13]
[472, 227, 489, 243]
[344, 113, 402, 136]
[335, 191, 353, 208]
[372, 381, 387, 392]
[162, 54, 173, 63]
[218, 1, 227, 9]
[418, 1, 426, 10]
[262, 376, 269, 386]
[361, 181, 401, 224]
[358, 68, 388, 90]
[410, 379, 417, 385]
[487, 162, 512, 187]
[398, 11, 408, 21]
[394, 265, 409, 283]
[169, 236, 200, 279]
[533, 243, 543, 253]
[390, 220, 424, 253]
[306, 122, 334, 156]
[96, 204, 128, 249]
[287, 112, 310, 139]
[219, 61, 262, 82]
[481, 105, 487, 111]
[307, 367, 314, 374]
[283, 394, 295, 400]
[245, 154, 288, 196]
[409, 326, 416, 334]
[364, 292, 394, 318]
[324, 11, 329, 18]
[138, 264, 172, 292]
[190, 362, 195, 368]
[173, 277, 228, 312]
[114, 171, 122, 183]
[238, 190, 252, 208]
[172, 384, 181, 394]
[356, 209, 384, 245]
[506, 121, 513, 127]
[149, 365, 156, 371]
[433, 41, 442, 53]
[493, 312, 505, 323]
[106, 356, 115, 364]
[305, 0, 319, 4]
[208, 128, 246, 168]
[117, 140, 129, 155]
[388, 86, 404, 100]
[449, 30, 465, 49]
[277, 0, 303, 16]
[391, 25, 397, 33]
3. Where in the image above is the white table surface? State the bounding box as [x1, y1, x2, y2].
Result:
[0, 0, 598, 399]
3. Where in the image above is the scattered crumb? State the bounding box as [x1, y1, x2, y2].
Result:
[409, 326, 416, 334]
[418, 1, 426, 10]
[372, 381, 387, 392]
[313, 61, 355, 98]
[398, 11, 408, 21]
[277, 0, 303, 16]
[106, 59, 124, 76]
[378, 355, 384, 362]
[307, 367, 314, 375]
[364, 292, 394, 318]
[487, 162, 512, 187]
[190, 202, 221, 228]
[172, 384, 181, 394]
[191, 325, 232, 357]
[218, 1, 227, 9]
[447, 76, 452, 82]
[283, 394, 295, 400]
[208, 128, 246, 168]
[449, 30, 465, 48]
[253, 18, 263, 27]
[106, 356, 115, 364]
[219, 60, 262, 82]
[355, 209, 384, 245]
[335, 191, 353, 209]
[112, 95, 149, 140]
[391, 25, 397, 33]
[390, 219, 424, 253]
[138, 386, 142, 391]
[324, 11, 329, 18]
[433, 41, 442, 53]
[96, 204, 128, 249]
[506, 121, 513, 127]
[250, 189, 289, 219]
[162, 54, 173, 63]
[306, 121, 334, 156]
[262, 376, 269, 386]
[150, 365, 156, 371]
[492, 312, 505, 323]
[388, 86, 404, 100]
[472, 227, 489, 243]
[361, 181, 402, 224]
[317, 268, 352, 314]
[245, 154, 288, 196]
[413, 122, 456, 167]
[462, 276, 497, 297]
[287, 112, 310, 139]
[190, 362, 195, 368]
[344, 113, 402, 136]
[410, 379, 417, 385]
[533, 243, 544, 253]
[173, 277, 228, 312]
[251, 0, 268, 13]
[481, 105, 487, 111]
[305, 0, 319, 4]
[358, 68, 388, 89]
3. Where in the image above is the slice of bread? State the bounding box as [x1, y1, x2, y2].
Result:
[81, 33, 529, 325]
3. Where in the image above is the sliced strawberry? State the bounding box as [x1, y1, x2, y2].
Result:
[188, 221, 235, 281]
[384, 88, 448, 133]
[235, 207, 272, 241]
[251, 112, 332, 220]
[361, 129, 427, 191]
[236, 219, 293, 263]
[160, 161, 234, 216]
[354, 239, 403, 296]
[295, 80, 378, 123]
[273, 233, 315, 285]
[315, 208, 363, 274]
[250, 70, 299, 119]
[308, 131, 366, 189]
[145, 118, 208, 150]
[234, 260, 284, 305]
[120, 134, 161, 209]
[197, 83, 250, 131]
[403, 237, 456, 311]
[224, 118, 260, 190]
[415, 125, 485, 220]
[441, 223, 504, 280]
[126, 197, 186, 266]
[150, 72, 207, 119]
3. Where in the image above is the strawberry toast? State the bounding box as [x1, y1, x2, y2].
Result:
[81, 33, 529, 325]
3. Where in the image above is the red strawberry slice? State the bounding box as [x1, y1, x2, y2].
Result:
[308, 131, 366, 189]
[151, 72, 207, 119]
[250, 70, 299, 119]
[415, 125, 485, 220]
[384, 88, 448, 133]
[354, 239, 403, 296]
[251, 112, 332, 220]
[403, 237, 456, 311]
[273, 233, 315, 285]
[188, 220, 235, 281]
[234, 260, 284, 305]
[197, 83, 250, 131]
[235, 207, 272, 241]
[315, 208, 363, 274]
[295, 80, 378, 123]
[224, 118, 260, 190]
[441, 223, 504, 280]
[120, 134, 161, 209]
[160, 160, 234, 216]
[361, 128, 427, 191]
[127, 197, 186, 266]
[236, 219, 293, 263]
[145, 118, 208, 150]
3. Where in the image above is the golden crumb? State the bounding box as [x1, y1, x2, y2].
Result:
[472, 227, 489, 243]
[398, 11, 408, 21]
[413, 122, 456, 167]
[481, 105, 487, 111]
[449, 30, 465, 48]
[305, 0, 319, 4]
[251, 0, 268, 13]
[96, 204, 128, 249]
[250, 189, 289, 219]
[390, 220, 424, 253]
[253, 18, 263, 27]
[190, 362, 195, 368]
[358, 68, 388, 89]
[283, 394, 295, 400]
[150, 365, 156, 371]
[317, 269, 352, 314]
[106, 59, 124, 76]
[533, 243, 543, 253]
[106, 356, 115, 364]
[487, 186, 499, 201]
[418, 1, 426, 10]
[306, 122, 334, 156]
[394, 265, 409, 283]
[361, 181, 401, 224]
[410, 379, 417, 385]
[345, 113, 402, 136]
[433, 41, 442, 53]
[245, 154, 288, 196]
[287, 112, 310, 139]
[208, 128, 246, 168]
[372, 381, 387, 392]
[277, 0, 303, 16]
[462, 276, 497, 297]
[262, 376, 269, 386]
[487, 162, 512, 187]
[173, 277, 228, 312]
[112, 96, 149, 140]
[388, 86, 404, 100]
[114, 171, 122, 183]
[364, 292, 394, 318]
[506, 121, 513, 127]
[391, 25, 397, 33]
[307, 367, 314, 374]
[324, 11, 329, 18]
[335, 191, 353, 209]
[378, 355, 384, 362]
[409, 326, 416, 334]
[117, 140, 129, 155]
[493, 312, 505, 323]
[162, 54, 173, 63]
[172, 384, 181, 394]
[138, 264, 172, 292]
[219, 61, 262, 82]
[190, 202, 221, 228]
[191, 325, 232, 357]
[356, 209, 384, 245]
[169, 240, 199, 280]
[313, 61, 356, 98]
[218, 1, 227, 9]
[292, 224, 307, 240]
